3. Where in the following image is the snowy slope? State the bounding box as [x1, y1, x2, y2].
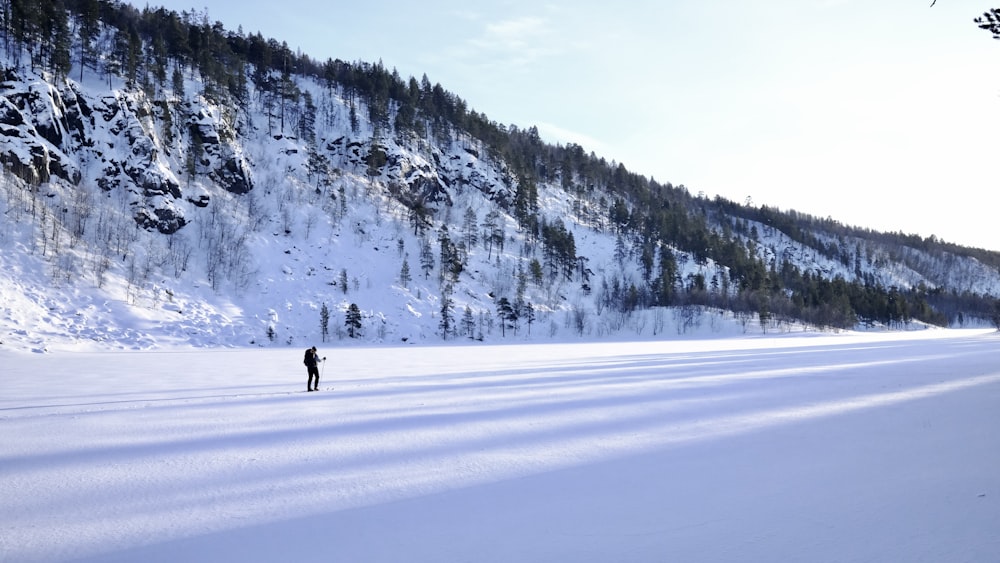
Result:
[0, 59, 757, 352]
[2, 44, 999, 353]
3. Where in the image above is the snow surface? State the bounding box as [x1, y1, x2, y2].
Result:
[3, 329, 999, 562]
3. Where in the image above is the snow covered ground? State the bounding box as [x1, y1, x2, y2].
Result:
[3, 329, 999, 562]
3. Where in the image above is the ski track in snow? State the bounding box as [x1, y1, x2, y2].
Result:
[1, 330, 999, 562]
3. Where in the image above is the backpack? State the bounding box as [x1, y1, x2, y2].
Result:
[303, 349, 311, 366]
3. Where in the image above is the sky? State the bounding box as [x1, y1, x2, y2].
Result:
[125, 0, 1000, 251]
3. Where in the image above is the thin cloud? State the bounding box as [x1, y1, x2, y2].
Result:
[466, 15, 563, 68]
[533, 121, 611, 155]
[481, 16, 546, 49]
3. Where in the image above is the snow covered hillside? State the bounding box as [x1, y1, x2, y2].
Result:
[3, 330, 999, 562]
[2, 12, 1000, 352]
[0, 61, 747, 351]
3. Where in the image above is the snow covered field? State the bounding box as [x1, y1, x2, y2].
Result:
[3, 329, 999, 562]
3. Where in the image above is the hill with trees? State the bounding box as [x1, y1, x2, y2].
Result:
[1, 0, 999, 350]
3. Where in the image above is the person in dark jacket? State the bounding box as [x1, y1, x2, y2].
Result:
[304, 347, 323, 391]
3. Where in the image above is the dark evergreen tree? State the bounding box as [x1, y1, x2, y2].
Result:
[461, 206, 478, 249]
[439, 290, 454, 340]
[523, 302, 536, 335]
[419, 239, 434, 279]
[483, 210, 503, 259]
[319, 303, 330, 342]
[338, 268, 349, 294]
[656, 244, 678, 306]
[496, 297, 517, 337]
[45, 0, 71, 78]
[438, 226, 454, 283]
[461, 305, 475, 339]
[529, 259, 544, 286]
[399, 259, 411, 289]
[345, 303, 362, 338]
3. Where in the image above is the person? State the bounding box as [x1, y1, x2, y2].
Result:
[304, 346, 323, 391]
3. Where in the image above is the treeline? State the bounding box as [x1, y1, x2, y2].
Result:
[3, 0, 998, 329]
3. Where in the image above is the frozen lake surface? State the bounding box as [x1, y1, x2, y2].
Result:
[2, 330, 999, 562]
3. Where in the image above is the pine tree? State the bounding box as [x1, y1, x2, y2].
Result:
[461, 306, 475, 339]
[419, 239, 434, 279]
[339, 268, 349, 294]
[319, 303, 330, 342]
[438, 226, 453, 283]
[45, 1, 71, 78]
[529, 259, 544, 286]
[614, 233, 628, 267]
[399, 259, 411, 289]
[345, 303, 362, 338]
[483, 210, 503, 259]
[657, 244, 678, 306]
[496, 297, 517, 337]
[439, 291, 454, 340]
[524, 302, 536, 335]
[516, 263, 527, 308]
[462, 206, 478, 249]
